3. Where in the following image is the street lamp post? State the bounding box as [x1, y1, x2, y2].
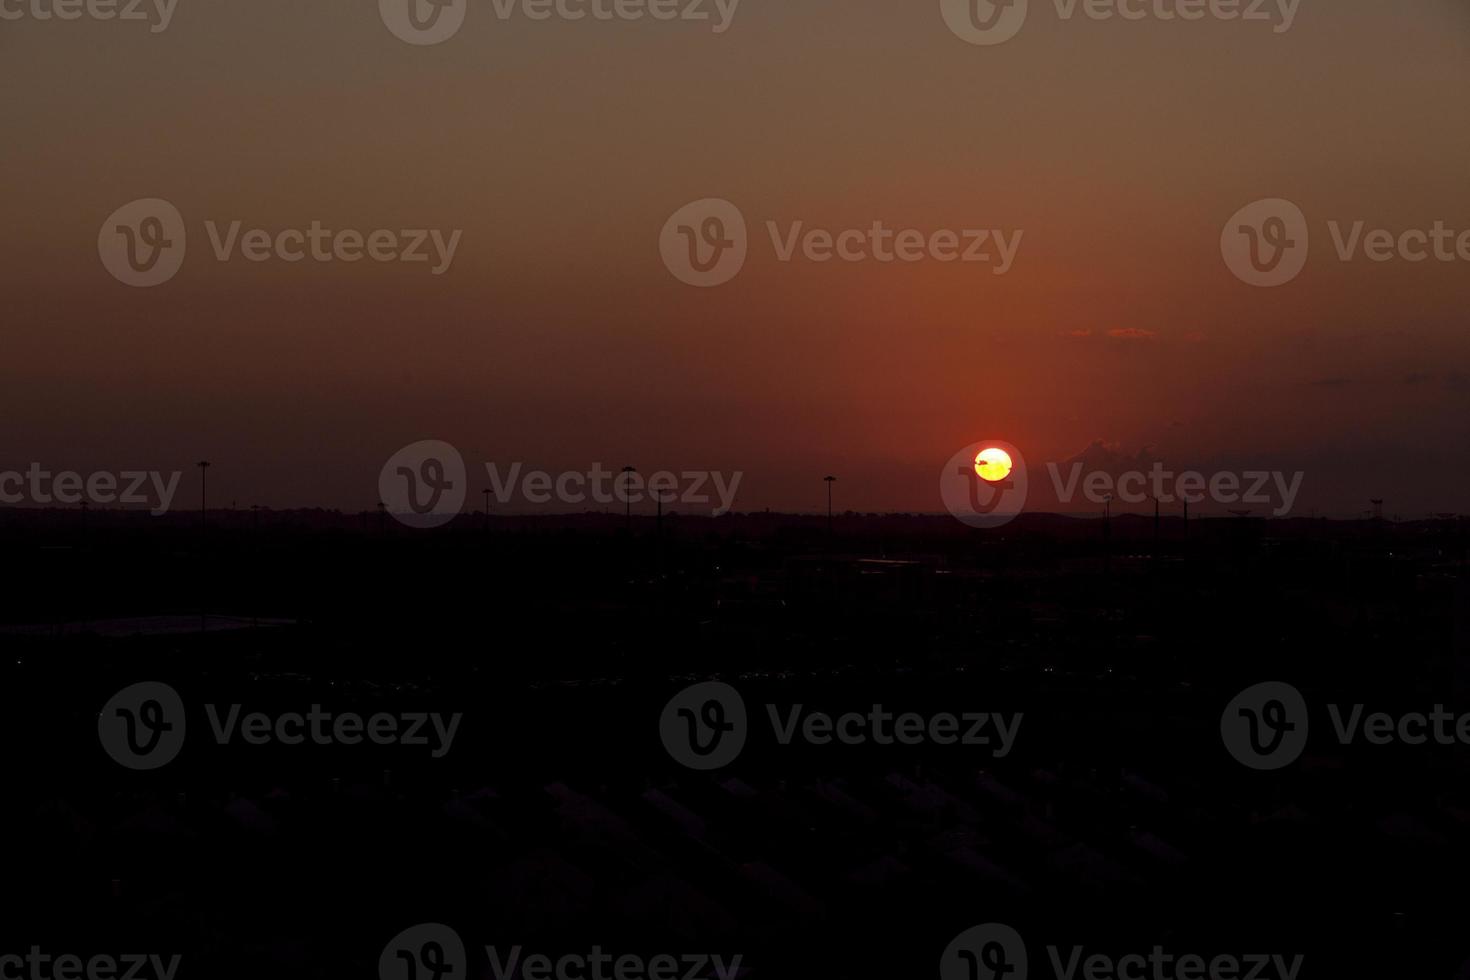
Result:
[196, 460, 210, 633]
[196, 461, 210, 532]
[824, 476, 837, 536]
[251, 504, 261, 628]
[621, 466, 637, 535]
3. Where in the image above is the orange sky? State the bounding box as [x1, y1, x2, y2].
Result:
[2, 0, 1468, 515]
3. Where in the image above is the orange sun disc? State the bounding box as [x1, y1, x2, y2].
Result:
[974, 447, 1013, 483]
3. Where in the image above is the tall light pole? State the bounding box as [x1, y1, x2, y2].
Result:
[482, 488, 491, 535]
[196, 461, 210, 532]
[824, 476, 837, 536]
[197, 460, 210, 633]
[621, 466, 637, 535]
[251, 504, 261, 628]
[79, 500, 90, 627]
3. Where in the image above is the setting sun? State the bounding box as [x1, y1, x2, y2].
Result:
[974, 448, 1013, 483]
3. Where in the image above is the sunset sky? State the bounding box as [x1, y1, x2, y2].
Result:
[3, 0, 1468, 516]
